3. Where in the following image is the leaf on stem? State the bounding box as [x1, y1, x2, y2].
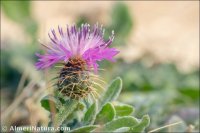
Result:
[40, 95, 61, 112]
[95, 102, 116, 124]
[114, 103, 134, 117]
[100, 77, 122, 106]
[101, 116, 139, 132]
[83, 101, 98, 125]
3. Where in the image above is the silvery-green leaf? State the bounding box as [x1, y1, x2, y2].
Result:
[113, 127, 130, 132]
[100, 77, 122, 106]
[40, 95, 61, 112]
[83, 101, 98, 125]
[130, 115, 150, 132]
[114, 103, 134, 117]
[95, 102, 115, 124]
[101, 116, 139, 132]
[54, 99, 78, 127]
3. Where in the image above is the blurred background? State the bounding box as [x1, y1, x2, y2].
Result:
[1, 1, 199, 132]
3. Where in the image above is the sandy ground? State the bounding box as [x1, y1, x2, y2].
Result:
[1, 1, 199, 72]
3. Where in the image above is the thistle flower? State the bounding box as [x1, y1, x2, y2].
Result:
[35, 23, 119, 100]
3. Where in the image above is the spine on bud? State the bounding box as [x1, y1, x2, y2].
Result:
[57, 57, 92, 100]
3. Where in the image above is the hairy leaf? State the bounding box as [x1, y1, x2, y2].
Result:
[95, 102, 115, 124]
[54, 99, 78, 127]
[100, 77, 122, 106]
[114, 103, 134, 117]
[113, 127, 130, 132]
[40, 95, 61, 112]
[83, 101, 98, 125]
[101, 116, 139, 132]
[130, 115, 150, 132]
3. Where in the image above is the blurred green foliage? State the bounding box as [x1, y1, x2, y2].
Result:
[1, 1, 38, 40]
[0, 50, 21, 89]
[1, 1, 40, 90]
[1, 1, 199, 132]
[107, 2, 133, 45]
[1, 1, 31, 22]
[100, 59, 199, 131]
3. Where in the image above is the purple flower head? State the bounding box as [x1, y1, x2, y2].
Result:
[35, 23, 119, 72]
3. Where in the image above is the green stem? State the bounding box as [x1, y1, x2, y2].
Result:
[54, 99, 79, 128]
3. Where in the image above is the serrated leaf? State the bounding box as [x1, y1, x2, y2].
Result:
[100, 77, 122, 106]
[54, 99, 78, 127]
[40, 95, 61, 112]
[115, 104, 134, 117]
[83, 101, 98, 125]
[95, 102, 115, 124]
[69, 125, 98, 133]
[130, 115, 150, 132]
[101, 116, 139, 132]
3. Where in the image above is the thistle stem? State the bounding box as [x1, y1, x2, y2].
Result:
[53, 99, 79, 128]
